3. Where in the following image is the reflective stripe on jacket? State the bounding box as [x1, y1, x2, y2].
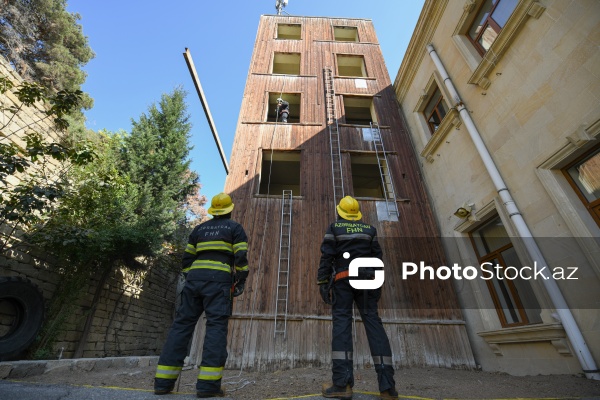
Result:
[183, 217, 249, 283]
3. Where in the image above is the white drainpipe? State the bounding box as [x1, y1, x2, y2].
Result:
[426, 43, 599, 380]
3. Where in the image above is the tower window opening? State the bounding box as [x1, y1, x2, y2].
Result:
[273, 52, 301, 75]
[277, 23, 301, 40]
[337, 54, 367, 77]
[267, 92, 301, 123]
[259, 150, 301, 195]
[343, 96, 376, 125]
[334, 26, 359, 42]
[351, 153, 384, 198]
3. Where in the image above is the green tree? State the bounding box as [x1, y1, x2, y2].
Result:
[26, 88, 204, 357]
[27, 88, 199, 267]
[0, 78, 95, 254]
[0, 0, 94, 102]
[122, 86, 199, 244]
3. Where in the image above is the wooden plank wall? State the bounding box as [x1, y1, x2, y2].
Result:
[190, 15, 476, 372]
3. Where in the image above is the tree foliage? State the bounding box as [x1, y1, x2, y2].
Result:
[28, 88, 204, 270]
[122, 87, 200, 242]
[0, 0, 94, 102]
[0, 78, 95, 254]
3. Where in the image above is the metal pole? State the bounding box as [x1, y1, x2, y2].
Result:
[183, 48, 229, 175]
[426, 43, 599, 380]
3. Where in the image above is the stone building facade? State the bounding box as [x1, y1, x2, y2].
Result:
[394, 0, 600, 376]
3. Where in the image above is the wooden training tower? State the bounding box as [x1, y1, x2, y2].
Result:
[189, 15, 476, 372]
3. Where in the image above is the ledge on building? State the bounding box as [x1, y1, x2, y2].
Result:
[478, 323, 572, 357]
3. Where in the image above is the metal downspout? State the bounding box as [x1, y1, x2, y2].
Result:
[426, 43, 599, 380]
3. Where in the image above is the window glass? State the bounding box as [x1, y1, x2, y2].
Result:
[469, 0, 494, 41]
[479, 25, 498, 51]
[423, 87, 449, 134]
[424, 90, 442, 117]
[563, 146, 600, 227]
[468, 0, 518, 55]
[488, 255, 522, 324]
[471, 216, 512, 256]
[566, 149, 600, 203]
[491, 0, 518, 27]
[470, 216, 542, 327]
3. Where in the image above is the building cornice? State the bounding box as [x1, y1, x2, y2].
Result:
[393, 0, 448, 102]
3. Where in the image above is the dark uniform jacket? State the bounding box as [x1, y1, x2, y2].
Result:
[278, 100, 289, 114]
[183, 218, 249, 283]
[317, 219, 382, 283]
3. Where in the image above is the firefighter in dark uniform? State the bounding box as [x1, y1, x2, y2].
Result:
[276, 97, 289, 123]
[154, 193, 249, 398]
[318, 196, 397, 400]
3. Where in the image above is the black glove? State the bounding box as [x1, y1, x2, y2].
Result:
[233, 281, 245, 297]
[319, 282, 335, 305]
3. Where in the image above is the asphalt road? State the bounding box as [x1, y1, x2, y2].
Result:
[0, 381, 175, 400]
[0, 380, 398, 400]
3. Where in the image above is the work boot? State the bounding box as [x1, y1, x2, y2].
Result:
[154, 385, 174, 395]
[322, 383, 352, 399]
[196, 387, 225, 398]
[154, 378, 175, 395]
[379, 387, 399, 399]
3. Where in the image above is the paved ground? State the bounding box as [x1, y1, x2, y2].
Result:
[1, 356, 600, 399]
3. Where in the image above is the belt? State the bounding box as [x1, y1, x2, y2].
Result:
[335, 270, 349, 281]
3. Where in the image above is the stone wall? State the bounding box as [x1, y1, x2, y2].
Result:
[0, 55, 179, 360]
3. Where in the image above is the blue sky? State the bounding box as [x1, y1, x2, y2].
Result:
[66, 0, 425, 202]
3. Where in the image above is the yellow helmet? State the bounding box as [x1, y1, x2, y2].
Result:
[337, 196, 362, 221]
[208, 193, 234, 216]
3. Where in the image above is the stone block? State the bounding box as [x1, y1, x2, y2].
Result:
[0, 364, 13, 379]
[74, 359, 95, 372]
[111, 357, 138, 369]
[93, 358, 112, 371]
[44, 360, 74, 374]
[8, 361, 46, 378]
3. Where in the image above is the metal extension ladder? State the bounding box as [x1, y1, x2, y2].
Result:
[371, 122, 399, 219]
[274, 190, 293, 337]
[324, 67, 345, 210]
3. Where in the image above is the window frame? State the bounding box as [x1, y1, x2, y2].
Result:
[423, 86, 450, 135]
[469, 216, 541, 328]
[413, 74, 460, 162]
[561, 144, 600, 228]
[451, 0, 546, 89]
[467, 0, 516, 56]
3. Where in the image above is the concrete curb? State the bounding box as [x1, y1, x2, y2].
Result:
[0, 356, 158, 379]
